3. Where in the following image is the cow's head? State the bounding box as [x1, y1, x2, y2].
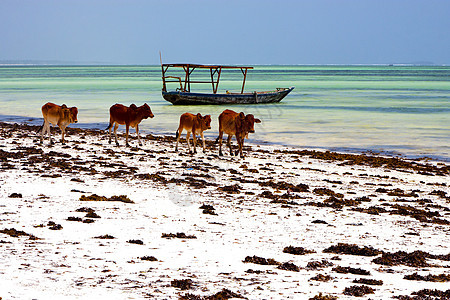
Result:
[197, 113, 212, 131]
[70, 107, 78, 123]
[141, 103, 154, 119]
[242, 113, 261, 134]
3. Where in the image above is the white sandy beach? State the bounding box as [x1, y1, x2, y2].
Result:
[0, 123, 449, 299]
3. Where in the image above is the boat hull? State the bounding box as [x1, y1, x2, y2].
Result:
[162, 87, 294, 105]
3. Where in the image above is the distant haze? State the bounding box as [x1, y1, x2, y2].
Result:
[1, 0, 449, 65]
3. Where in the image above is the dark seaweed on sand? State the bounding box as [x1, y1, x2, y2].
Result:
[0, 228, 39, 240]
[332, 266, 370, 275]
[372, 250, 443, 267]
[79, 194, 134, 203]
[140, 256, 157, 261]
[403, 273, 450, 282]
[171, 279, 193, 290]
[309, 274, 333, 282]
[243, 255, 280, 266]
[274, 148, 450, 176]
[283, 246, 316, 255]
[353, 278, 384, 285]
[394, 289, 450, 299]
[343, 285, 375, 296]
[161, 232, 197, 239]
[181, 288, 246, 300]
[277, 262, 300, 272]
[308, 293, 338, 300]
[94, 234, 115, 239]
[306, 260, 334, 270]
[323, 243, 382, 256]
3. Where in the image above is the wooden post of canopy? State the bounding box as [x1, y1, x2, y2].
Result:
[215, 67, 222, 94]
[210, 67, 216, 93]
[241, 68, 248, 94]
[182, 66, 188, 92]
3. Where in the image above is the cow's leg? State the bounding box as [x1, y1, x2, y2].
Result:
[136, 125, 143, 146]
[60, 126, 66, 144]
[217, 131, 224, 156]
[108, 120, 113, 144]
[175, 128, 182, 152]
[201, 132, 206, 153]
[236, 136, 244, 158]
[108, 124, 112, 144]
[125, 124, 130, 147]
[47, 123, 53, 145]
[227, 135, 233, 156]
[192, 132, 197, 154]
[186, 131, 192, 154]
[40, 120, 47, 144]
[113, 123, 119, 146]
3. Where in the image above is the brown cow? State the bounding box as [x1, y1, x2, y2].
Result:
[106, 103, 154, 147]
[215, 109, 261, 158]
[175, 113, 212, 154]
[40, 102, 78, 145]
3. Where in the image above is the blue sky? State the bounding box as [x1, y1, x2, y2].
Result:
[1, 0, 449, 65]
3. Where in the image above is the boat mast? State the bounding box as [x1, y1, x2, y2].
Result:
[160, 51, 167, 92]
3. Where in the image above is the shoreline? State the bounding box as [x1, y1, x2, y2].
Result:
[1, 116, 449, 163]
[1, 122, 449, 299]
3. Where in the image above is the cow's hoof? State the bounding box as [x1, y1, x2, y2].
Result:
[219, 151, 223, 156]
[115, 143, 119, 147]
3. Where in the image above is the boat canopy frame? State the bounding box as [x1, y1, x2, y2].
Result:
[161, 63, 253, 94]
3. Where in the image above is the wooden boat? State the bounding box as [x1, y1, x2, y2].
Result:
[160, 63, 294, 105]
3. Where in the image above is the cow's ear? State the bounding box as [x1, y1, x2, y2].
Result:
[130, 104, 137, 110]
[255, 118, 261, 123]
[61, 104, 67, 109]
[197, 113, 202, 119]
[239, 112, 245, 119]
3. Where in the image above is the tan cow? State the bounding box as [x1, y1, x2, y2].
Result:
[106, 103, 154, 147]
[40, 102, 78, 144]
[175, 113, 212, 153]
[215, 109, 261, 158]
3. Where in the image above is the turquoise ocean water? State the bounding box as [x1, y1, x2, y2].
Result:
[0, 65, 449, 161]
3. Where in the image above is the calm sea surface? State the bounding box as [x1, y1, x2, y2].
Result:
[0, 65, 449, 161]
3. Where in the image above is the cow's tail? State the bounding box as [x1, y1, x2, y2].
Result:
[214, 135, 220, 144]
[105, 123, 112, 131]
[37, 121, 45, 133]
[175, 130, 179, 139]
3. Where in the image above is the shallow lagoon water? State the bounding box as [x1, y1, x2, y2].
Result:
[0, 65, 449, 160]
